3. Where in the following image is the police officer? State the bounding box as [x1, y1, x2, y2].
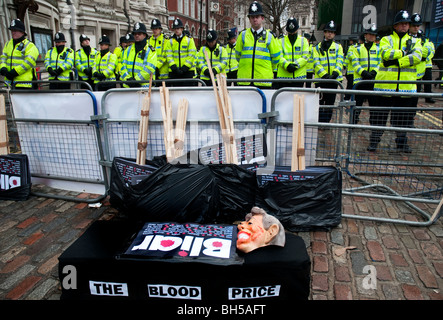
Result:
[351, 24, 381, 124]
[0, 19, 39, 89]
[149, 19, 169, 82]
[343, 36, 358, 100]
[93, 35, 117, 91]
[304, 33, 314, 88]
[275, 17, 310, 89]
[370, 10, 422, 153]
[120, 22, 157, 88]
[75, 34, 97, 89]
[197, 29, 228, 86]
[409, 13, 435, 103]
[44, 32, 74, 90]
[114, 34, 134, 82]
[167, 18, 197, 86]
[235, 1, 281, 89]
[225, 28, 238, 82]
[312, 20, 344, 123]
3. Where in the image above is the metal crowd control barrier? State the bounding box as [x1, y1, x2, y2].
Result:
[8, 86, 108, 203]
[99, 86, 267, 176]
[268, 84, 442, 226]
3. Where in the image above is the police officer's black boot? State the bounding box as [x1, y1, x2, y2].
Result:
[395, 135, 411, 153]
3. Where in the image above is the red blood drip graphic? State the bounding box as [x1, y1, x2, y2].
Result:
[178, 250, 188, 257]
[160, 239, 175, 247]
[213, 241, 223, 248]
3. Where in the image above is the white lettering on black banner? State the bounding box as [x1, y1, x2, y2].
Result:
[148, 284, 202, 300]
[89, 281, 129, 296]
[228, 285, 281, 300]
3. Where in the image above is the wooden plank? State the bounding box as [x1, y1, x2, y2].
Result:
[0, 94, 9, 155]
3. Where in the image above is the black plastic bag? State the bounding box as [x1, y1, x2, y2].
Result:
[0, 154, 31, 201]
[109, 158, 256, 224]
[256, 166, 342, 231]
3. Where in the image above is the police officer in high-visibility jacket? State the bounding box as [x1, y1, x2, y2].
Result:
[235, 1, 281, 89]
[370, 10, 422, 153]
[0, 19, 39, 89]
[343, 36, 358, 100]
[304, 33, 314, 88]
[197, 29, 228, 86]
[166, 18, 197, 86]
[114, 34, 134, 82]
[275, 17, 310, 89]
[409, 13, 435, 103]
[120, 22, 157, 88]
[149, 19, 169, 81]
[93, 35, 117, 91]
[312, 20, 344, 123]
[75, 34, 97, 89]
[225, 28, 238, 82]
[44, 32, 74, 89]
[351, 24, 381, 124]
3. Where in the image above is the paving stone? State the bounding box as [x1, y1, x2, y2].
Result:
[350, 250, 367, 275]
[395, 269, 415, 284]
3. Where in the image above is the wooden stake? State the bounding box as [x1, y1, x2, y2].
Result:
[0, 94, 9, 155]
[291, 94, 306, 171]
[174, 98, 188, 159]
[291, 95, 299, 172]
[298, 94, 306, 170]
[136, 74, 153, 165]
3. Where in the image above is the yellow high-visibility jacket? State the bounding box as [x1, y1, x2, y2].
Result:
[75, 47, 98, 81]
[44, 46, 74, 81]
[351, 42, 381, 85]
[0, 38, 39, 88]
[277, 35, 310, 79]
[306, 43, 314, 73]
[345, 44, 357, 76]
[197, 43, 228, 81]
[120, 42, 157, 88]
[166, 35, 196, 71]
[235, 28, 281, 87]
[417, 37, 434, 78]
[374, 31, 422, 94]
[225, 43, 238, 73]
[312, 41, 344, 81]
[93, 50, 117, 83]
[149, 33, 169, 79]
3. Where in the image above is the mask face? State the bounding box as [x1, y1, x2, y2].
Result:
[236, 215, 268, 253]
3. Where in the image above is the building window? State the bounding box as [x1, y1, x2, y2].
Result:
[191, 0, 195, 18]
[178, 0, 183, 13]
[31, 27, 53, 62]
[184, 0, 189, 16]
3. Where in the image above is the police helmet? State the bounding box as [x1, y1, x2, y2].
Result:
[133, 22, 148, 34]
[9, 19, 26, 34]
[248, 1, 264, 17]
[54, 32, 66, 42]
[364, 23, 378, 35]
[286, 18, 299, 33]
[410, 13, 422, 26]
[99, 35, 111, 45]
[206, 29, 217, 41]
[324, 20, 336, 32]
[151, 19, 163, 29]
[172, 18, 184, 29]
[393, 10, 411, 25]
[123, 33, 135, 43]
[79, 34, 90, 43]
[227, 27, 237, 40]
